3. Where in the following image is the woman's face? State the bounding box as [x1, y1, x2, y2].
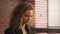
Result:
[21, 10, 33, 24]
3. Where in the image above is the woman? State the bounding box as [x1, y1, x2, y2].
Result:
[5, 3, 35, 34]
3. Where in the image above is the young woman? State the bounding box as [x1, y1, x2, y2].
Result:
[5, 3, 35, 34]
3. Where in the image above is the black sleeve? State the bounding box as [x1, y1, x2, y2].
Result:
[30, 26, 35, 34]
[4, 28, 13, 34]
[32, 27, 35, 34]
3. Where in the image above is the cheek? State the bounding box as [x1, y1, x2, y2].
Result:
[22, 16, 27, 22]
[24, 17, 28, 21]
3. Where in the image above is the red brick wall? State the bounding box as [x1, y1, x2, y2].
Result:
[0, 0, 19, 34]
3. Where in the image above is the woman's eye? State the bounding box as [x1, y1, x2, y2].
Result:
[25, 15, 32, 17]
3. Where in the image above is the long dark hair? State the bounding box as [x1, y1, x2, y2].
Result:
[9, 3, 34, 29]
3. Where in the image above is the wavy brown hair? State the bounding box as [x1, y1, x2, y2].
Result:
[9, 3, 34, 29]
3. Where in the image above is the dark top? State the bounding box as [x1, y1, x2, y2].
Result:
[4, 25, 35, 34]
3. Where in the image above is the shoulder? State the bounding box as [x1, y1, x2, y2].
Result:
[4, 27, 13, 34]
[28, 25, 35, 31]
[29, 26, 35, 34]
[29, 26, 34, 29]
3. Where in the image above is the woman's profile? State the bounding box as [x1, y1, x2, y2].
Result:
[4, 3, 35, 34]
